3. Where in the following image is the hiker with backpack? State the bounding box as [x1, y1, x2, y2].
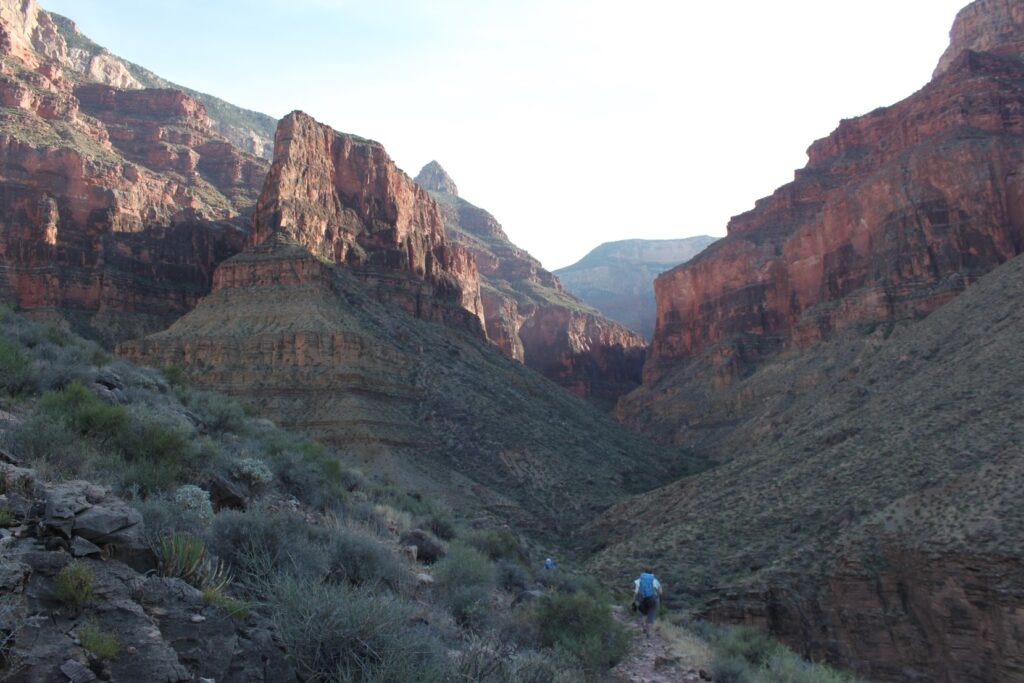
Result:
[632, 567, 663, 635]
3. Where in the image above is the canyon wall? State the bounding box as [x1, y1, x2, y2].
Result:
[252, 114, 485, 333]
[415, 161, 647, 404]
[0, 0, 267, 342]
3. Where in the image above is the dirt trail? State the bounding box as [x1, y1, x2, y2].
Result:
[611, 608, 708, 683]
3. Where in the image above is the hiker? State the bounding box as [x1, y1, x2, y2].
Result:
[632, 567, 662, 635]
[544, 557, 556, 572]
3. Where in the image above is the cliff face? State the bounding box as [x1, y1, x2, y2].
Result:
[555, 237, 717, 340]
[600, 2, 1024, 680]
[251, 114, 485, 332]
[414, 162, 647, 404]
[0, 0, 267, 342]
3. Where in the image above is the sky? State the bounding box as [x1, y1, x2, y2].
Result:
[42, 0, 968, 270]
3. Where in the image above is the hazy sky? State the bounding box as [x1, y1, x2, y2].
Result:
[42, 0, 967, 269]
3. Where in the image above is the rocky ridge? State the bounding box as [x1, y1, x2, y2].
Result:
[555, 236, 717, 340]
[252, 115, 485, 332]
[415, 161, 648, 404]
[0, 0, 268, 343]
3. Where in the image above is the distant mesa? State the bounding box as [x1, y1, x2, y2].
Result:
[555, 236, 717, 340]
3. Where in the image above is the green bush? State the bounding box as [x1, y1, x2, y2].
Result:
[54, 562, 95, 607]
[496, 559, 531, 592]
[0, 339, 35, 396]
[711, 654, 753, 683]
[715, 625, 787, 667]
[210, 510, 330, 585]
[433, 545, 497, 629]
[78, 622, 120, 660]
[534, 591, 630, 674]
[325, 526, 409, 592]
[186, 389, 247, 433]
[38, 383, 127, 443]
[462, 528, 528, 564]
[268, 576, 448, 682]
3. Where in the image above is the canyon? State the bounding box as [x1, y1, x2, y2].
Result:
[554, 236, 717, 340]
[415, 161, 648, 404]
[597, 1, 1024, 681]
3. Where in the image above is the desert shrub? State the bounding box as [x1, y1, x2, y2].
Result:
[711, 654, 753, 683]
[325, 526, 409, 592]
[450, 639, 585, 683]
[462, 528, 528, 564]
[34, 342, 96, 392]
[209, 510, 330, 585]
[419, 508, 456, 541]
[160, 365, 186, 388]
[173, 485, 213, 523]
[433, 545, 496, 628]
[534, 591, 630, 674]
[0, 510, 13, 527]
[268, 576, 447, 682]
[715, 625, 787, 668]
[186, 389, 247, 433]
[233, 457, 273, 488]
[54, 562, 94, 607]
[265, 444, 344, 511]
[202, 586, 250, 620]
[0, 339, 35, 396]
[38, 383, 127, 444]
[134, 494, 208, 537]
[496, 559, 531, 592]
[78, 622, 120, 660]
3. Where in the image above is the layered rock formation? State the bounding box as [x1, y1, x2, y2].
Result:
[592, 251, 1024, 682]
[600, 2, 1024, 680]
[119, 232, 689, 538]
[555, 237, 717, 340]
[0, 0, 267, 342]
[626, 0, 1024, 430]
[252, 114, 485, 332]
[415, 162, 647, 404]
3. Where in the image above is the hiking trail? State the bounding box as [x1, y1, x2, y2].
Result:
[611, 607, 710, 683]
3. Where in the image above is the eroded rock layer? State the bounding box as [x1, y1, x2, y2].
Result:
[415, 162, 647, 404]
[0, 0, 267, 342]
[252, 114, 485, 333]
[119, 233, 688, 539]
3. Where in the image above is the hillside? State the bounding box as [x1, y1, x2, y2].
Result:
[120, 232, 701, 541]
[591, 251, 1024, 682]
[415, 161, 648, 405]
[555, 237, 717, 340]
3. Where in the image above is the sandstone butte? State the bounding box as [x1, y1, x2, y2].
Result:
[0, 0, 267, 343]
[250, 113, 486, 334]
[415, 161, 648, 404]
[622, 0, 1024, 438]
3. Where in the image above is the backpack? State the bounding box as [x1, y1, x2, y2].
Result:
[638, 573, 656, 598]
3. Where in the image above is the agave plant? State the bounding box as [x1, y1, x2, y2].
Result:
[154, 532, 231, 592]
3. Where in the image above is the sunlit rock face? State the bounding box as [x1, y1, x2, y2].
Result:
[0, 0, 266, 342]
[251, 112, 486, 334]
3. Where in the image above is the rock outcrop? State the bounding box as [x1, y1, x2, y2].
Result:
[0, 464, 296, 682]
[415, 162, 647, 404]
[555, 237, 717, 340]
[934, 0, 1024, 77]
[252, 115, 485, 333]
[627, 1, 1024, 423]
[0, 0, 267, 343]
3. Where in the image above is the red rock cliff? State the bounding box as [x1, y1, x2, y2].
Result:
[0, 0, 267, 342]
[645, 37, 1024, 388]
[415, 161, 647, 404]
[252, 113, 485, 333]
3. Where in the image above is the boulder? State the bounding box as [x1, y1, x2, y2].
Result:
[208, 474, 247, 511]
[398, 529, 446, 564]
